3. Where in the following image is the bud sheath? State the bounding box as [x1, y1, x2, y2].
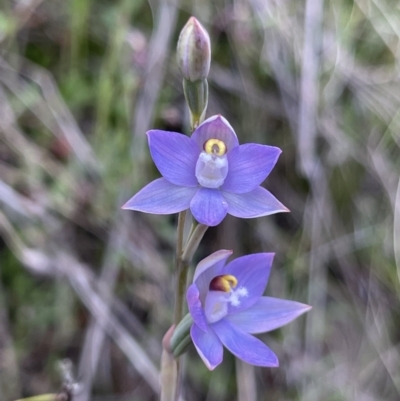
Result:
[170, 313, 193, 358]
[183, 78, 208, 129]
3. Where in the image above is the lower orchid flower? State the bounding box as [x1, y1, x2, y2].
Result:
[122, 115, 288, 226]
[186, 250, 311, 370]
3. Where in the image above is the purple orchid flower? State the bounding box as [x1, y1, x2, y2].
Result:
[186, 250, 311, 370]
[122, 115, 288, 226]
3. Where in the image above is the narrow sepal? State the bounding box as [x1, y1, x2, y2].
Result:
[122, 178, 197, 214]
[212, 319, 279, 367]
[186, 284, 208, 331]
[190, 323, 223, 370]
[223, 186, 289, 219]
[226, 296, 311, 334]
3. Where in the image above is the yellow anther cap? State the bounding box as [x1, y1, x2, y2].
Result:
[209, 275, 238, 292]
[204, 139, 227, 156]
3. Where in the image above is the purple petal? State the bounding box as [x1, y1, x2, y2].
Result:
[186, 283, 208, 332]
[226, 296, 311, 334]
[222, 186, 289, 219]
[193, 250, 232, 300]
[212, 319, 278, 367]
[221, 144, 281, 194]
[191, 323, 223, 370]
[147, 130, 200, 187]
[122, 178, 197, 214]
[191, 115, 239, 152]
[190, 187, 228, 226]
[193, 250, 232, 283]
[222, 253, 274, 312]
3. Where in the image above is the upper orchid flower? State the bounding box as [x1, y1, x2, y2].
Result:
[122, 115, 288, 226]
[186, 250, 311, 370]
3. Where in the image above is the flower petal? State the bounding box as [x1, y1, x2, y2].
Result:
[191, 115, 239, 152]
[187, 283, 208, 332]
[147, 130, 200, 187]
[221, 144, 281, 194]
[222, 253, 274, 312]
[191, 323, 223, 370]
[226, 296, 311, 334]
[190, 187, 228, 226]
[122, 178, 197, 214]
[193, 250, 233, 299]
[212, 319, 278, 367]
[222, 186, 288, 219]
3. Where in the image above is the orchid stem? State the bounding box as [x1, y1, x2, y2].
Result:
[160, 211, 187, 401]
[163, 218, 207, 401]
[173, 219, 208, 326]
[182, 223, 208, 264]
[175, 211, 186, 267]
[173, 211, 188, 326]
[173, 222, 208, 349]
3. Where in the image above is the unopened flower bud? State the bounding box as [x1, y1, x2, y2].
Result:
[177, 17, 211, 82]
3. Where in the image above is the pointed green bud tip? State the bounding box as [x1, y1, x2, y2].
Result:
[177, 17, 211, 82]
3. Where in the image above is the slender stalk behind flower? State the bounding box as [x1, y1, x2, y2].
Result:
[174, 222, 208, 326]
[182, 79, 208, 130]
[160, 326, 179, 401]
[166, 221, 208, 401]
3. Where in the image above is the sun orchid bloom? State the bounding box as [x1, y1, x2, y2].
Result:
[122, 115, 288, 226]
[186, 250, 311, 370]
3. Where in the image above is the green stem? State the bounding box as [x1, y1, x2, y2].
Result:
[174, 263, 189, 327]
[181, 223, 208, 264]
[167, 221, 208, 401]
[176, 211, 186, 264]
[173, 211, 187, 326]
[173, 220, 208, 326]
[161, 211, 188, 401]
